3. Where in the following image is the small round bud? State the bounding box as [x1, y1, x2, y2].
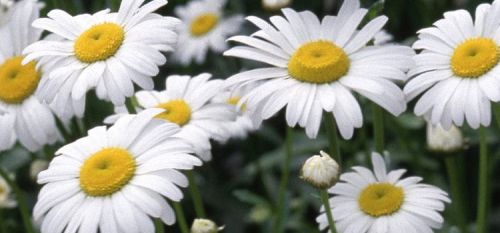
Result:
[191, 219, 224, 233]
[301, 151, 340, 189]
[427, 124, 464, 153]
[30, 159, 49, 181]
[262, 0, 291, 11]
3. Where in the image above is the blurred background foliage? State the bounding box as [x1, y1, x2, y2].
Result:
[1, 0, 499, 232]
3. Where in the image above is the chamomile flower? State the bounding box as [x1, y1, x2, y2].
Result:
[106, 74, 236, 161]
[34, 109, 202, 233]
[224, 1, 414, 139]
[0, 0, 59, 152]
[404, 1, 500, 129]
[317, 152, 450, 233]
[23, 0, 180, 120]
[172, 0, 243, 65]
[212, 84, 262, 140]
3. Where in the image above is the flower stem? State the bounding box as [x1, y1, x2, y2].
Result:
[0, 209, 6, 233]
[372, 104, 385, 154]
[444, 155, 468, 233]
[0, 167, 34, 233]
[54, 116, 71, 142]
[154, 218, 165, 233]
[324, 114, 341, 165]
[272, 126, 293, 233]
[476, 127, 489, 233]
[320, 189, 337, 233]
[172, 202, 189, 233]
[187, 170, 206, 218]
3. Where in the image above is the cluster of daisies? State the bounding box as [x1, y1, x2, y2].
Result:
[0, 0, 498, 232]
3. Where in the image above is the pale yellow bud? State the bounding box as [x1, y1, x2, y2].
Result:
[262, 0, 291, 11]
[191, 219, 224, 233]
[427, 124, 464, 152]
[30, 159, 49, 181]
[301, 151, 340, 189]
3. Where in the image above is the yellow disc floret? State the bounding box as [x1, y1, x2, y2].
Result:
[74, 23, 125, 63]
[155, 99, 192, 126]
[451, 38, 500, 78]
[190, 13, 219, 37]
[79, 147, 136, 197]
[288, 40, 350, 84]
[0, 56, 41, 104]
[358, 183, 405, 217]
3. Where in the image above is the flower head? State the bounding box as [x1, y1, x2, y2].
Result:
[0, 0, 59, 152]
[34, 109, 202, 233]
[317, 152, 450, 233]
[405, 0, 500, 129]
[23, 0, 180, 120]
[262, 0, 291, 11]
[301, 151, 340, 189]
[172, 0, 243, 65]
[224, 1, 414, 139]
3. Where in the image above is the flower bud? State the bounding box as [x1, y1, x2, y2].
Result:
[262, 0, 291, 11]
[30, 159, 49, 181]
[301, 151, 340, 189]
[427, 123, 464, 153]
[191, 219, 224, 233]
[0, 174, 16, 208]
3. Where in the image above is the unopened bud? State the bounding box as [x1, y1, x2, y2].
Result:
[427, 124, 464, 153]
[191, 218, 224, 233]
[301, 151, 340, 189]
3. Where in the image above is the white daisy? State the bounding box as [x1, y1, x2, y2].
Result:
[212, 84, 262, 140]
[0, 0, 59, 152]
[34, 108, 202, 233]
[223, 1, 414, 139]
[172, 0, 243, 65]
[22, 0, 180, 120]
[404, 1, 500, 129]
[106, 73, 236, 161]
[317, 152, 450, 233]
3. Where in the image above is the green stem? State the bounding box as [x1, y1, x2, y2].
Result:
[125, 97, 136, 114]
[320, 189, 337, 233]
[172, 202, 189, 233]
[476, 127, 489, 233]
[271, 127, 293, 233]
[0, 167, 34, 233]
[324, 114, 341, 166]
[154, 218, 165, 233]
[0, 209, 6, 233]
[187, 171, 206, 218]
[444, 156, 468, 233]
[493, 103, 500, 128]
[54, 116, 71, 142]
[372, 104, 385, 154]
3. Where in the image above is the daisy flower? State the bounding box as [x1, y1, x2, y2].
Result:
[22, 0, 180, 120]
[34, 108, 202, 233]
[0, 0, 59, 152]
[106, 73, 236, 161]
[172, 0, 243, 65]
[404, 1, 500, 129]
[224, 1, 414, 139]
[317, 152, 450, 233]
[212, 84, 262, 140]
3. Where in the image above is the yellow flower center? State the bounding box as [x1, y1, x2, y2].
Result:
[451, 38, 500, 78]
[155, 99, 192, 126]
[74, 23, 125, 63]
[0, 56, 41, 104]
[79, 147, 136, 197]
[288, 40, 350, 84]
[190, 13, 219, 37]
[227, 96, 246, 112]
[358, 183, 405, 217]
